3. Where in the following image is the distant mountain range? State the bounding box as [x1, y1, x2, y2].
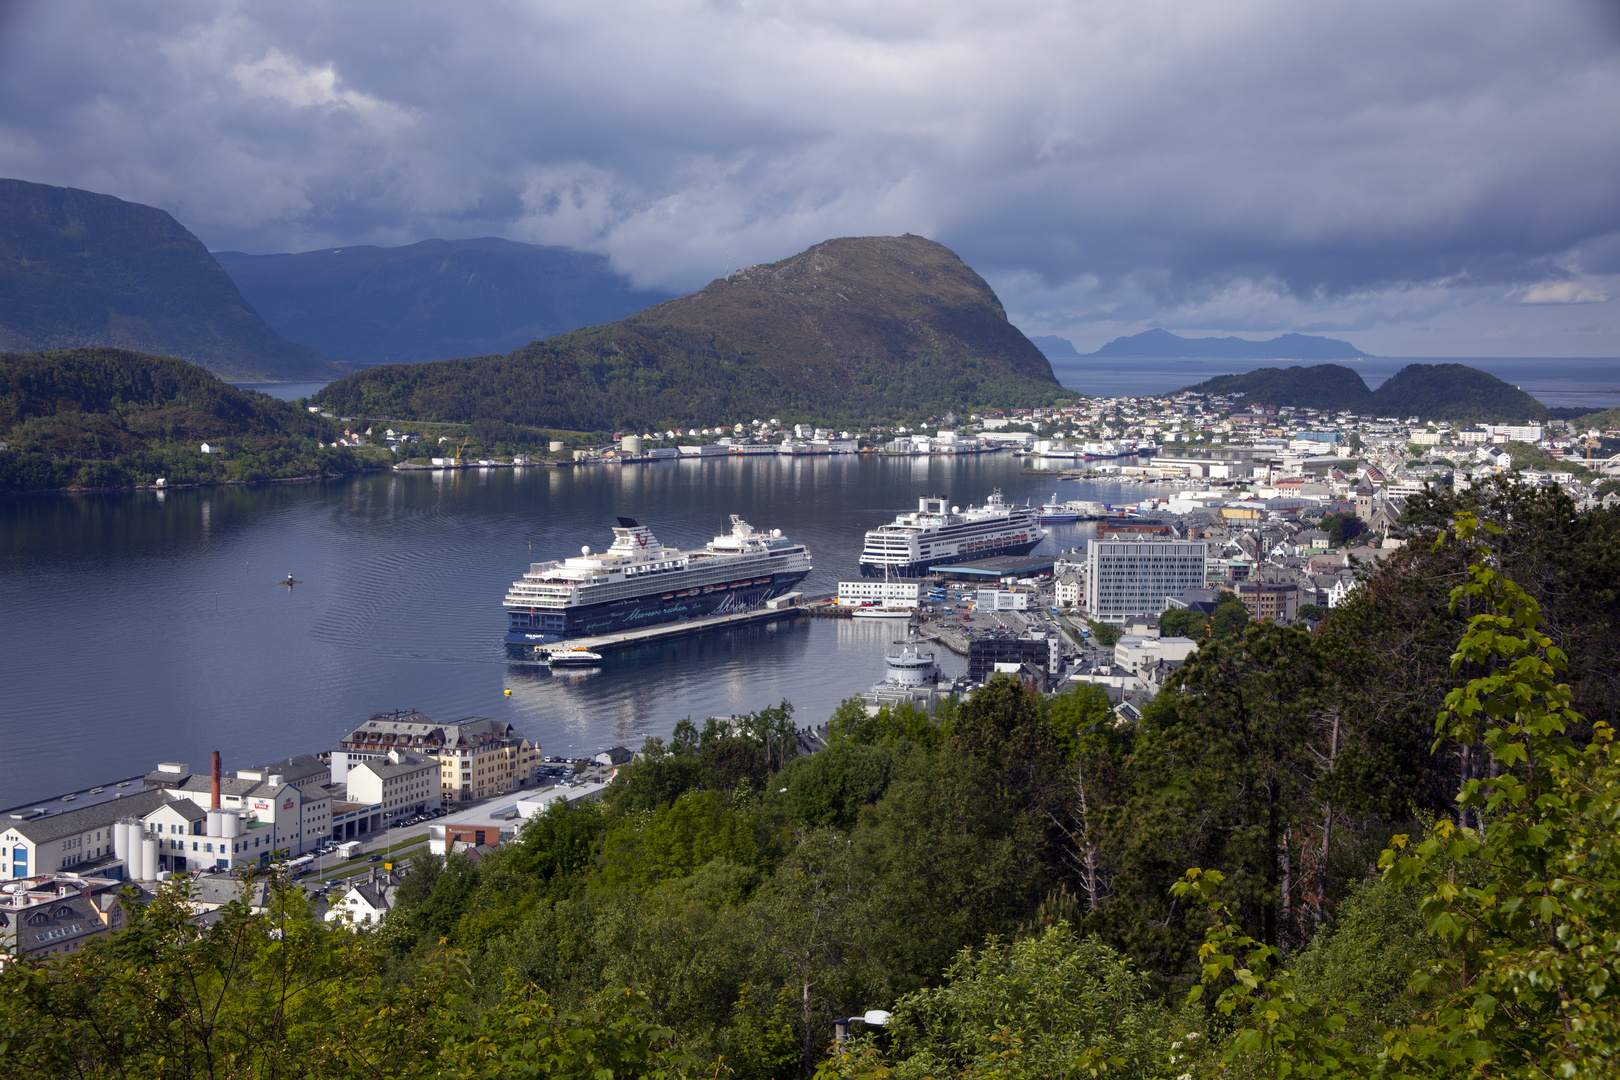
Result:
[0, 178, 340, 382]
[1032, 328, 1373, 360]
[1183, 363, 1549, 423]
[215, 239, 674, 369]
[1028, 335, 1082, 359]
[315, 234, 1069, 429]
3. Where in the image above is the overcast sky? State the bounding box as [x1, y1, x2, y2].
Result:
[2, 0, 1617, 356]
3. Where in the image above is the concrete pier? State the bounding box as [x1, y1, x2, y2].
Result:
[524, 604, 806, 658]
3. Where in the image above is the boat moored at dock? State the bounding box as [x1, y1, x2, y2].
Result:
[1036, 493, 1080, 523]
[504, 515, 812, 649]
[858, 491, 1044, 577]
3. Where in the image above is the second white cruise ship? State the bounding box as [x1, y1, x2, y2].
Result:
[859, 491, 1045, 577]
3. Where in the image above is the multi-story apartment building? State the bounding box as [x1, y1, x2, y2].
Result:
[1085, 539, 1209, 624]
[345, 750, 441, 818]
[1235, 581, 1300, 624]
[338, 711, 542, 805]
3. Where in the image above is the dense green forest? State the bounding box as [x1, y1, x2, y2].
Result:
[1184, 362, 1551, 422]
[4, 479, 1618, 1078]
[0, 347, 372, 492]
[314, 235, 1071, 430]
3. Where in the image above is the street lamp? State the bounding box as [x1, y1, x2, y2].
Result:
[833, 1010, 890, 1048]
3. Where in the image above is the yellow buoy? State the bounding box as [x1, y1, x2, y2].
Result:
[504, 689, 512, 697]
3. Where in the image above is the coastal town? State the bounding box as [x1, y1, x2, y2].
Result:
[11, 381, 1619, 965]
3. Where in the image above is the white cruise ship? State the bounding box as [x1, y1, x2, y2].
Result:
[504, 516, 811, 647]
[858, 491, 1045, 577]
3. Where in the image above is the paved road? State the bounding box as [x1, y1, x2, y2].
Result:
[304, 768, 612, 889]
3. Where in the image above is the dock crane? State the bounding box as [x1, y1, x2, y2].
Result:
[451, 435, 469, 466]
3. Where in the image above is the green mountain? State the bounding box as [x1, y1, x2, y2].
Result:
[1182, 362, 1550, 421]
[1182, 364, 1373, 410]
[0, 347, 364, 491]
[0, 178, 342, 381]
[1089, 328, 1371, 359]
[314, 234, 1068, 429]
[215, 238, 674, 368]
[1371, 363, 1548, 423]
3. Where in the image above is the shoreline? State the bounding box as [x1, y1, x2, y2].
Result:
[1, 465, 391, 498]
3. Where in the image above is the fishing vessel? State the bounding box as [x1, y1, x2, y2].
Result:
[504, 516, 811, 648]
[1036, 494, 1080, 523]
[858, 491, 1044, 577]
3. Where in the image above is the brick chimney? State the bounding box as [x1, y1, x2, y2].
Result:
[211, 750, 222, 811]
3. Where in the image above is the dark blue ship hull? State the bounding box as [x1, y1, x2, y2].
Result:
[505, 570, 810, 649]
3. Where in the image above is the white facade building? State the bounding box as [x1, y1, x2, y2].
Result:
[345, 750, 441, 819]
[1482, 424, 1544, 443]
[1114, 636, 1200, 674]
[836, 580, 921, 607]
[1085, 539, 1209, 625]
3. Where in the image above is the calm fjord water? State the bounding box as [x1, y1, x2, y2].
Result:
[0, 455, 1123, 807]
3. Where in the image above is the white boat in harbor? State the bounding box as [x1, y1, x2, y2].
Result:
[851, 605, 914, 619]
[543, 648, 604, 666]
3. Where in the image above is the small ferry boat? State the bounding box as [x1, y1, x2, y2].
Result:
[544, 648, 604, 667]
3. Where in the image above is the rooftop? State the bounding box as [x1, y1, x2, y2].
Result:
[3, 788, 171, 844]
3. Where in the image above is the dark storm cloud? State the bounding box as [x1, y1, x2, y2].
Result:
[0, 0, 1616, 351]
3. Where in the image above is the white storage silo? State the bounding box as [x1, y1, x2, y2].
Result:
[123, 822, 142, 867]
[207, 809, 222, 837]
[113, 820, 128, 861]
[221, 811, 240, 839]
[141, 837, 158, 881]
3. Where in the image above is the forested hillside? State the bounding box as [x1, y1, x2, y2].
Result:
[1183, 361, 1551, 422]
[0, 178, 342, 381]
[0, 348, 367, 491]
[314, 234, 1070, 429]
[5, 479, 1618, 1079]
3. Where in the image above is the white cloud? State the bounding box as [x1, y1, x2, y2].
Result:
[1516, 281, 1609, 304]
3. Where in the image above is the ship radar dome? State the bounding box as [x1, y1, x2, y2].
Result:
[581, 545, 591, 556]
[772, 528, 782, 538]
[951, 506, 960, 514]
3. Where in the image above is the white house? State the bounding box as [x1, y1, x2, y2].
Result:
[344, 750, 440, 819]
[324, 869, 401, 926]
